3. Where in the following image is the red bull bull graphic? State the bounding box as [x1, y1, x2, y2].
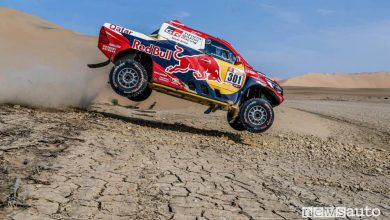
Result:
[165, 45, 221, 82]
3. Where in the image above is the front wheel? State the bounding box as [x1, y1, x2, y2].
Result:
[109, 60, 149, 98]
[239, 98, 274, 133]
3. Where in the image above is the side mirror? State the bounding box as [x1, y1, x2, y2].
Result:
[235, 56, 243, 65]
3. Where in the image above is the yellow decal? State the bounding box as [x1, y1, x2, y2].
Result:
[206, 59, 245, 95]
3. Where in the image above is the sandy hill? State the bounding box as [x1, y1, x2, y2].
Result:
[281, 72, 390, 88]
[0, 7, 196, 109]
[0, 7, 95, 69]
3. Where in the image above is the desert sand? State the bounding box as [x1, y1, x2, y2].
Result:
[1, 8, 389, 220]
[281, 72, 390, 88]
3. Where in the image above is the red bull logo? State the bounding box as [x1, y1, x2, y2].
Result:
[132, 39, 172, 60]
[165, 45, 221, 82]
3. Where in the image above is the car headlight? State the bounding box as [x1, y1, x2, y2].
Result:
[266, 78, 283, 95]
[266, 79, 274, 88]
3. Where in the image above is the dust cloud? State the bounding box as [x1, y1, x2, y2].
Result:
[0, 64, 108, 108]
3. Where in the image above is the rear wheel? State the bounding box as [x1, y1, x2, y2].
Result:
[227, 111, 246, 131]
[109, 60, 149, 98]
[239, 98, 274, 133]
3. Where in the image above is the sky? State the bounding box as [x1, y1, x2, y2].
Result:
[1, 0, 390, 77]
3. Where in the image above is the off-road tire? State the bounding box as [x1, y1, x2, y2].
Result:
[128, 87, 153, 102]
[227, 111, 246, 131]
[109, 60, 149, 98]
[239, 98, 274, 133]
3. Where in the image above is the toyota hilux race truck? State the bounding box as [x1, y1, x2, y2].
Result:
[89, 20, 284, 133]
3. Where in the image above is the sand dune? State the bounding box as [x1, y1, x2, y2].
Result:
[0, 7, 97, 70]
[281, 72, 390, 88]
[0, 7, 105, 107]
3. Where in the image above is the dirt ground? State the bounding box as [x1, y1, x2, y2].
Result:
[1, 87, 389, 220]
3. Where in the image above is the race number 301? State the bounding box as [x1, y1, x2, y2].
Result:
[225, 71, 244, 87]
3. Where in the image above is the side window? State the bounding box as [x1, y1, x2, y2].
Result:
[205, 39, 237, 64]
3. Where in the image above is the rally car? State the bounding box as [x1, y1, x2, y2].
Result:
[89, 20, 284, 133]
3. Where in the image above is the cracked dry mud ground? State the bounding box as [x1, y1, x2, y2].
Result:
[0, 99, 389, 219]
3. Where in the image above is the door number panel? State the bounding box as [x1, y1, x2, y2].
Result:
[224, 67, 245, 88]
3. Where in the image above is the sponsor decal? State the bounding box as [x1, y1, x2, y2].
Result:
[102, 43, 121, 53]
[165, 45, 221, 82]
[158, 76, 170, 83]
[109, 24, 133, 35]
[161, 24, 204, 50]
[171, 78, 180, 85]
[245, 69, 258, 75]
[154, 72, 185, 88]
[102, 44, 117, 53]
[180, 32, 202, 45]
[132, 39, 172, 60]
[108, 43, 121, 48]
[164, 26, 183, 37]
[225, 67, 245, 88]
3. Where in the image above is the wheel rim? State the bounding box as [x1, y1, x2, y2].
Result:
[117, 68, 139, 89]
[248, 105, 267, 126]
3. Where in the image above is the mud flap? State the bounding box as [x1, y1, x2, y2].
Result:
[227, 106, 240, 123]
[87, 59, 111, 68]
